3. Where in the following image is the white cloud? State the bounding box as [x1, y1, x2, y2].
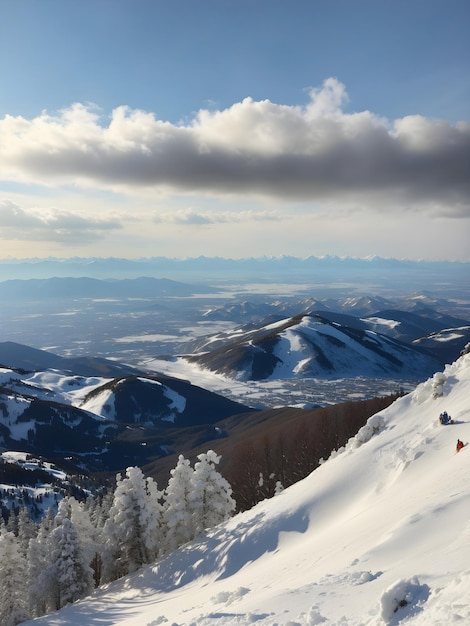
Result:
[153, 208, 283, 225]
[0, 79, 469, 218]
[0, 200, 122, 242]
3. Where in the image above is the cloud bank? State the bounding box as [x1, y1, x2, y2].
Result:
[1, 78, 469, 216]
[0, 200, 122, 242]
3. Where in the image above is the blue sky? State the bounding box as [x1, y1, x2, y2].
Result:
[0, 0, 469, 261]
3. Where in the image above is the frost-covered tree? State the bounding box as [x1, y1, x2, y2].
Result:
[189, 450, 236, 536]
[17, 506, 37, 558]
[59, 496, 104, 586]
[142, 475, 165, 562]
[87, 489, 114, 529]
[163, 454, 196, 551]
[6, 509, 18, 534]
[0, 528, 30, 625]
[103, 466, 163, 581]
[48, 515, 94, 609]
[27, 511, 56, 617]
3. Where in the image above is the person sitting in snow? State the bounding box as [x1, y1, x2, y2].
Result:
[456, 439, 464, 452]
[440, 411, 450, 425]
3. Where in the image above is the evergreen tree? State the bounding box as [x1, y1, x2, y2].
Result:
[17, 506, 37, 558]
[0, 528, 30, 625]
[142, 475, 164, 563]
[48, 515, 94, 609]
[103, 466, 163, 581]
[189, 450, 236, 536]
[163, 454, 196, 551]
[59, 496, 104, 586]
[27, 511, 56, 617]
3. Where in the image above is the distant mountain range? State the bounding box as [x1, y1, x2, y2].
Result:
[0, 255, 468, 286]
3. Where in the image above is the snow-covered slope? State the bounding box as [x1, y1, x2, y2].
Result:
[23, 350, 470, 625]
[186, 314, 442, 381]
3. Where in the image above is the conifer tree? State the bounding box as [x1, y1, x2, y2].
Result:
[27, 511, 56, 617]
[17, 506, 38, 558]
[59, 496, 104, 586]
[0, 528, 30, 625]
[48, 515, 94, 608]
[142, 475, 164, 562]
[189, 450, 236, 536]
[103, 466, 163, 581]
[163, 454, 196, 551]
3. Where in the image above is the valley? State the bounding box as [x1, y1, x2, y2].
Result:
[0, 259, 469, 519]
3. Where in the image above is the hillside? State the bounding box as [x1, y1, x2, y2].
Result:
[0, 353, 252, 476]
[22, 349, 470, 625]
[185, 313, 443, 380]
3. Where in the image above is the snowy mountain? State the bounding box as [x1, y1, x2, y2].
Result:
[413, 326, 470, 364]
[0, 341, 141, 376]
[21, 349, 470, 625]
[0, 451, 92, 521]
[0, 358, 252, 474]
[185, 314, 443, 381]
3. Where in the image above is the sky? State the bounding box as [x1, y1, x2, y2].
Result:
[21, 350, 470, 625]
[0, 0, 469, 261]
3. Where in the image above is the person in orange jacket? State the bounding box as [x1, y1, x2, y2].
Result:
[456, 439, 464, 452]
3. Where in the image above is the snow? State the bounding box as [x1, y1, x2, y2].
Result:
[0, 368, 109, 407]
[115, 333, 186, 343]
[363, 317, 401, 330]
[1, 452, 67, 480]
[0, 395, 30, 426]
[162, 385, 186, 417]
[20, 351, 470, 625]
[80, 388, 116, 420]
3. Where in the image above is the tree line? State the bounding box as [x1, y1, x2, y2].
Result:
[224, 394, 401, 510]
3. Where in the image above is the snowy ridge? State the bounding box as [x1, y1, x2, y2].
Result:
[186, 313, 442, 381]
[23, 351, 470, 625]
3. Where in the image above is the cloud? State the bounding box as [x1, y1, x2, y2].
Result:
[1, 79, 469, 216]
[0, 200, 122, 242]
[154, 208, 283, 225]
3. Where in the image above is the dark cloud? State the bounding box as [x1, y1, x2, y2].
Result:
[1, 80, 469, 216]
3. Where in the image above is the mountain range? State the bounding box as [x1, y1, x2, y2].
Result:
[1, 255, 469, 282]
[0, 345, 253, 476]
[1, 290, 469, 481]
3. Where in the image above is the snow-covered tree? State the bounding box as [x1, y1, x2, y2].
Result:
[48, 515, 94, 609]
[17, 506, 37, 557]
[0, 528, 30, 625]
[163, 454, 196, 551]
[59, 495, 104, 586]
[87, 488, 114, 529]
[27, 511, 56, 617]
[142, 475, 165, 562]
[189, 450, 236, 536]
[6, 508, 18, 534]
[103, 466, 163, 581]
